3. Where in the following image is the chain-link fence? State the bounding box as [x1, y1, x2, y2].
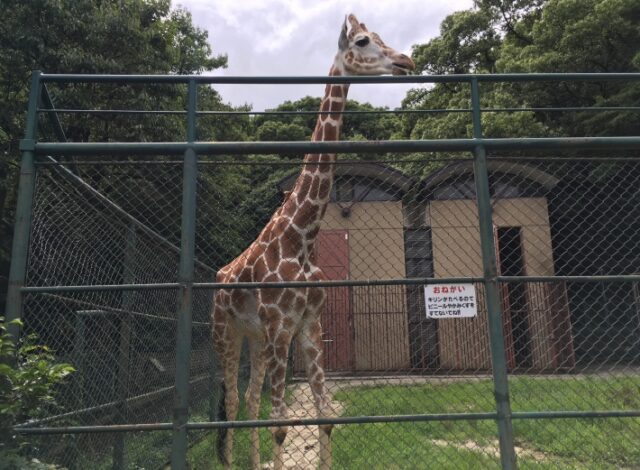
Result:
[5, 73, 640, 469]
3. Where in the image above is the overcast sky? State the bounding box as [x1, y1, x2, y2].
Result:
[175, 0, 475, 110]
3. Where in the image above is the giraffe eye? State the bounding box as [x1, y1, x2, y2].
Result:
[355, 37, 370, 47]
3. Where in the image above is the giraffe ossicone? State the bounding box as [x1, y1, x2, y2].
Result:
[211, 13, 414, 470]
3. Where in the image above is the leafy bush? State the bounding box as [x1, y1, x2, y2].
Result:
[0, 318, 74, 468]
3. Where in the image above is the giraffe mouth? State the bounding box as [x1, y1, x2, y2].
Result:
[392, 63, 412, 75]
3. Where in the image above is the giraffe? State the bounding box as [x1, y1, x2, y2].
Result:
[211, 14, 414, 469]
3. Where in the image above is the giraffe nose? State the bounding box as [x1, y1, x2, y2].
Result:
[391, 53, 415, 74]
[395, 54, 415, 70]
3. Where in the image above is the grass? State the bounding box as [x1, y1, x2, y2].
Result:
[180, 375, 640, 469]
[332, 376, 640, 469]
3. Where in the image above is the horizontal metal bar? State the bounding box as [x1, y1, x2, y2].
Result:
[22, 283, 181, 293]
[38, 106, 640, 117]
[21, 277, 485, 293]
[40, 73, 640, 85]
[38, 108, 188, 115]
[192, 277, 485, 289]
[31, 136, 640, 156]
[498, 275, 640, 283]
[16, 412, 499, 434]
[21, 274, 640, 293]
[15, 408, 640, 435]
[36, 156, 472, 167]
[486, 106, 640, 113]
[511, 410, 640, 420]
[39, 108, 459, 116]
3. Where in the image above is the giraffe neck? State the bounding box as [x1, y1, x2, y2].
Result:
[277, 64, 349, 250]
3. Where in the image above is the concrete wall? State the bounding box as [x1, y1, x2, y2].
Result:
[430, 198, 560, 369]
[321, 201, 410, 370]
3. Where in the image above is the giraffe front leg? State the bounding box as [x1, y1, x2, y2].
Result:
[299, 320, 333, 470]
[245, 337, 267, 470]
[267, 330, 292, 470]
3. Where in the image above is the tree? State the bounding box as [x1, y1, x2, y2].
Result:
[404, 0, 640, 145]
[497, 0, 640, 137]
[0, 0, 231, 306]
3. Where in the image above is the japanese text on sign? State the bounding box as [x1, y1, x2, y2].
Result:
[424, 284, 477, 318]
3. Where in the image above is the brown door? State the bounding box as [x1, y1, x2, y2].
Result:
[316, 230, 353, 372]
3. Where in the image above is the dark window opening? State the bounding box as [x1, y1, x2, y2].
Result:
[497, 227, 532, 368]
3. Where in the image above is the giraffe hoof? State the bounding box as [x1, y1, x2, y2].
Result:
[274, 429, 287, 446]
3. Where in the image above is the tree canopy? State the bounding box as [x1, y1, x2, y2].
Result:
[404, 0, 640, 146]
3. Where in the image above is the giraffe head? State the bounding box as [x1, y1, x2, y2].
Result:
[336, 13, 415, 76]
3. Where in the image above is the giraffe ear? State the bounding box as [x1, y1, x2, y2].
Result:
[338, 16, 349, 51]
[347, 14, 361, 32]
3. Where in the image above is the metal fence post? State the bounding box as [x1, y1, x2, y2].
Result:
[470, 77, 518, 470]
[4, 71, 41, 341]
[113, 224, 136, 469]
[170, 79, 198, 469]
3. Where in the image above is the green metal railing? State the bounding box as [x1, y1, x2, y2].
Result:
[6, 71, 640, 469]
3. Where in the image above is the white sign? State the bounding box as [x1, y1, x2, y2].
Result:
[424, 284, 477, 319]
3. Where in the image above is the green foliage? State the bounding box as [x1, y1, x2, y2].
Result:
[0, 318, 74, 467]
[404, 0, 640, 146]
[0, 0, 233, 307]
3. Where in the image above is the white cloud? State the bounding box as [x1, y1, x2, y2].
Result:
[176, 0, 474, 110]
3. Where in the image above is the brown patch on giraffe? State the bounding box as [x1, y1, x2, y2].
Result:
[274, 331, 291, 358]
[259, 305, 280, 323]
[230, 289, 250, 311]
[282, 317, 295, 330]
[280, 227, 303, 258]
[318, 178, 331, 200]
[264, 244, 279, 272]
[279, 260, 304, 283]
[330, 86, 343, 98]
[280, 203, 296, 219]
[262, 272, 279, 283]
[295, 174, 313, 203]
[292, 200, 319, 228]
[236, 266, 252, 283]
[321, 99, 331, 114]
[260, 286, 280, 305]
[278, 289, 296, 310]
[253, 255, 268, 281]
[308, 289, 326, 309]
[322, 122, 338, 141]
[309, 177, 320, 200]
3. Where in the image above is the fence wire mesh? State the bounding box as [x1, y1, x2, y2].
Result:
[4, 73, 639, 470]
[13, 151, 639, 469]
